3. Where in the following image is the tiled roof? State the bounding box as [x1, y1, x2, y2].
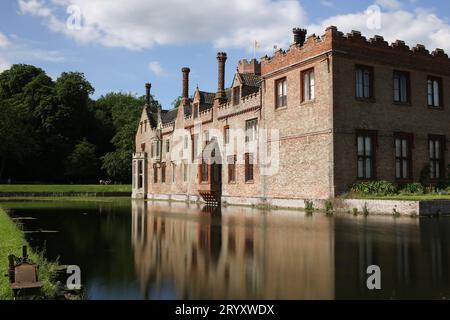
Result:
[239, 73, 262, 88]
[162, 108, 178, 124]
[199, 91, 215, 105]
[145, 108, 158, 127]
[225, 88, 231, 101]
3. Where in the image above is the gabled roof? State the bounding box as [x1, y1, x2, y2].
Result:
[145, 108, 158, 127]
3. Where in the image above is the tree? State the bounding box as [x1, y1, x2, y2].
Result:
[0, 100, 36, 179]
[98, 92, 160, 182]
[0, 63, 158, 183]
[55, 72, 95, 143]
[65, 139, 99, 183]
[171, 96, 181, 109]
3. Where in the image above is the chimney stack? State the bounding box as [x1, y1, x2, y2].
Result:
[181, 67, 190, 104]
[293, 28, 307, 46]
[215, 52, 227, 101]
[145, 83, 151, 107]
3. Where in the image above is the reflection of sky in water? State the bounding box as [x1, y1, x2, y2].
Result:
[4, 200, 450, 300]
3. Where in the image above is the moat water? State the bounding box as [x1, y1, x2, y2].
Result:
[2, 199, 450, 299]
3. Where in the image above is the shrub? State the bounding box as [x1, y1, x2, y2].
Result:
[419, 163, 431, 186]
[305, 200, 314, 215]
[325, 200, 333, 215]
[350, 180, 397, 196]
[400, 182, 424, 195]
[352, 208, 358, 216]
[362, 203, 369, 216]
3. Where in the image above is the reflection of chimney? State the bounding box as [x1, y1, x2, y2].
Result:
[293, 28, 307, 46]
[145, 83, 151, 107]
[181, 67, 190, 104]
[215, 52, 227, 101]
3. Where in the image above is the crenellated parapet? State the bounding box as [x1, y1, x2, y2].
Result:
[261, 27, 334, 76]
[261, 26, 450, 77]
[218, 90, 260, 120]
[332, 27, 450, 75]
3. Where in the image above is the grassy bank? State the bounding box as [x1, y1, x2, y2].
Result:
[345, 193, 450, 201]
[0, 208, 59, 299]
[0, 184, 131, 193]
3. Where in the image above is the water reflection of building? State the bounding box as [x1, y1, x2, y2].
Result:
[131, 201, 335, 299]
[334, 216, 450, 299]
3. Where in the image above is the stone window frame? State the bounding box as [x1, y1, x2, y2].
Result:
[227, 155, 237, 184]
[301, 67, 315, 102]
[183, 163, 188, 183]
[172, 163, 176, 184]
[224, 125, 230, 145]
[153, 164, 158, 184]
[428, 134, 446, 181]
[355, 129, 378, 180]
[232, 86, 241, 106]
[191, 134, 198, 162]
[355, 64, 375, 101]
[427, 76, 444, 108]
[245, 118, 258, 143]
[244, 152, 254, 183]
[275, 77, 287, 109]
[394, 132, 414, 182]
[161, 162, 166, 183]
[393, 70, 411, 105]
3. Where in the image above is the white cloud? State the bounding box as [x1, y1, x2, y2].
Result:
[0, 33, 11, 72]
[17, 0, 307, 52]
[320, 0, 334, 7]
[0, 32, 10, 47]
[18, 0, 52, 17]
[0, 32, 67, 69]
[375, 0, 401, 10]
[309, 8, 450, 52]
[15, 0, 450, 56]
[0, 55, 11, 72]
[147, 61, 166, 76]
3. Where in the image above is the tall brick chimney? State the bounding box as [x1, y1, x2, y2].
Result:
[293, 28, 307, 46]
[145, 83, 151, 107]
[215, 52, 227, 101]
[181, 67, 190, 104]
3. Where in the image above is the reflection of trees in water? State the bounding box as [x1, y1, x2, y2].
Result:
[131, 201, 335, 300]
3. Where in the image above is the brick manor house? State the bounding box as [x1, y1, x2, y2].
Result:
[132, 26, 450, 207]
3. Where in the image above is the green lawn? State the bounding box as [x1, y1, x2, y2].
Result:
[0, 208, 59, 299]
[0, 184, 131, 193]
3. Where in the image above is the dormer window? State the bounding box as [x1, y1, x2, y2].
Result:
[233, 86, 241, 106]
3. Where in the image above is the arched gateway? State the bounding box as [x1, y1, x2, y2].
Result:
[198, 137, 222, 206]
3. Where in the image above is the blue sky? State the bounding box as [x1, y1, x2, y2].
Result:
[0, 0, 449, 109]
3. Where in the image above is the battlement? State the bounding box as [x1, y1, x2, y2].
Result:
[261, 26, 450, 76]
[238, 59, 261, 75]
[261, 27, 333, 75]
